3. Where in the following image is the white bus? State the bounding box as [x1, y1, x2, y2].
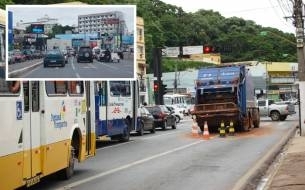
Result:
[0, 80, 96, 189]
[164, 93, 195, 115]
[94, 80, 140, 141]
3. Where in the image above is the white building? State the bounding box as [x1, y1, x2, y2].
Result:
[78, 11, 126, 36]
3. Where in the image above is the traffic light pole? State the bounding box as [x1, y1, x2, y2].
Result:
[153, 47, 164, 105]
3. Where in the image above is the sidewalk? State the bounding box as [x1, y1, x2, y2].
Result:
[266, 130, 305, 190]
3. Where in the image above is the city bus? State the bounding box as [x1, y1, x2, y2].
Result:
[94, 80, 139, 141]
[0, 80, 96, 189]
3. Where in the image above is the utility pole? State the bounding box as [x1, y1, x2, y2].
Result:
[293, 0, 305, 135]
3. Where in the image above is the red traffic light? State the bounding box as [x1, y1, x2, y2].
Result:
[203, 45, 214, 54]
[153, 80, 158, 92]
[154, 84, 158, 91]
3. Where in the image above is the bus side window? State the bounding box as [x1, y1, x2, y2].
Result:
[46, 81, 67, 96]
[55, 81, 67, 94]
[68, 81, 83, 95]
[23, 82, 29, 112]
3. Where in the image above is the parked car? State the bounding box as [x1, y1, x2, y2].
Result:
[257, 99, 295, 121]
[43, 49, 65, 67]
[77, 46, 93, 63]
[137, 106, 155, 135]
[32, 50, 43, 59]
[8, 51, 16, 64]
[145, 105, 176, 130]
[13, 51, 26, 63]
[166, 105, 184, 123]
[22, 49, 34, 60]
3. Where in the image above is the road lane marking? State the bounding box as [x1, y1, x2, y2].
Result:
[97, 140, 135, 151]
[141, 130, 187, 140]
[56, 140, 203, 190]
[99, 62, 118, 69]
[20, 65, 41, 77]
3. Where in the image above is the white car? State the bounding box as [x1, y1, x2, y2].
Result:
[111, 52, 120, 63]
[166, 105, 184, 123]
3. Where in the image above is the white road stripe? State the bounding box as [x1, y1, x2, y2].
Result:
[97, 140, 135, 151]
[56, 140, 203, 190]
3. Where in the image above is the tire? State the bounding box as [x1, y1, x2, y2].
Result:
[270, 111, 280, 121]
[172, 122, 177, 129]
[137, 122, 144, 136]
[120, 128, 130, 142]
[120, 119, 131, 142]
[58, 146, 75, 180]
[150, 125, 155, 133]
[253, 109, 260, 128]
[172, 118, 177, 129]
[280, 115, 287, 121]
[162, 120, 167, 130]
[175, 115, 180, 123]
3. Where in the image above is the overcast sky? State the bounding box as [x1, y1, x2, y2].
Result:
[161, 0, 296, 34]
[7, 5, 135, 32]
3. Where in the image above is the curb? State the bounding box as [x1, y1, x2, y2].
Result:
[232, 125, 297, 190]
[8, 61, 42, 78]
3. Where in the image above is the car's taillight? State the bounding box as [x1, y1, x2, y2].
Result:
[159, 112, 166, 119]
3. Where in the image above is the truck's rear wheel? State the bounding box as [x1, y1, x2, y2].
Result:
[279, 115, 287, 121]
[253, 109, 260, 128]
[270, 111, 280, 121]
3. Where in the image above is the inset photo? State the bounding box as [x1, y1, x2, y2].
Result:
[6, 4, 136, 80]
[0, 8, 5, 79]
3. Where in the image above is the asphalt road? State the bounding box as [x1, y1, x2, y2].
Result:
[8, 56, 134, 79]
[24, 114, 298, 190]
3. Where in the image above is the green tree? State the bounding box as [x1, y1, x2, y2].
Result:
[0, 0, 14, 9]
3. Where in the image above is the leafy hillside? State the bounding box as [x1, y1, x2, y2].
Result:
[3, 0, 297, 72]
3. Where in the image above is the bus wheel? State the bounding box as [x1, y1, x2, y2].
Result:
[58, 146, 75, 179]
[120, 128, 130, 142]
[137, 122, 144, 136]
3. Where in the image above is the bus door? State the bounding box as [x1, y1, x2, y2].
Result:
[22, 81, 42, 185]
[95, 81, 108, 137]
[85, 81, 93, 155]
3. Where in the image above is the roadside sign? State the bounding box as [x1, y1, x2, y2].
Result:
[183, 46, 203, 55]
[163, 47, 179, 57]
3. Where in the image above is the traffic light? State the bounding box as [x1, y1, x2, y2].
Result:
[203, 45, 214, 54]
[153, 80, 158, 92]
[161, 84, 167, 95]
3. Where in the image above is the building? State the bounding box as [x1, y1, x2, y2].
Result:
[265, 62, 298, 100]
[78, 11, 126, 35]
[136, 17, 148, 105]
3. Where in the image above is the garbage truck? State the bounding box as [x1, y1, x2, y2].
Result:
[191, 64, 260, 132]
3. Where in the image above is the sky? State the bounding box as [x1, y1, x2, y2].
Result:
[7, 5, 135, 33]
[161, 0, 296, 34]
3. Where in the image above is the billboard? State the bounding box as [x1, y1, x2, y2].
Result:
[31, 24, 44, 34]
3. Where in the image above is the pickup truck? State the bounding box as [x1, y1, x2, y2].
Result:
[257, 99, 296, 121]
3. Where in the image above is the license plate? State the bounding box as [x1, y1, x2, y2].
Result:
[50, 60, 56, 63]
[26, 175, 41, 187]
